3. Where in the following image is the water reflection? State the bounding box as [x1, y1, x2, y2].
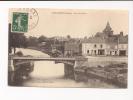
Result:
[30, 61, 64, 78]
[23, 60, 93, 88]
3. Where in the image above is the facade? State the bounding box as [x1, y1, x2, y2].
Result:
[64, 39, 82, 57]
[82, 22, 128, 56]
[82, 37, 107, 56]
[118, 35, 128, 56]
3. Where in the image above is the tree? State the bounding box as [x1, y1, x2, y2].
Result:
[67, 35, 71, 39]
[27, 36, 38, 47]
[9, 23, 28, 54]
[10, 33, 28, 54]
[38, 35, 47, 43]
[84, 36, 87, 40]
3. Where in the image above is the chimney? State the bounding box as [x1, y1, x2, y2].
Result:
[120, 31, 123, 36]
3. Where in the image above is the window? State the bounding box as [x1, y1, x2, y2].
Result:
[100, 44, 103, 48]
[94, 44, 97, 48]
[110, 51, 112, 55]
[115, 51, 117, 55]
[87, 50, 89, 54]
[94, 50, 96, 54]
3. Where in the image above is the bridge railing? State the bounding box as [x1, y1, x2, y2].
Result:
[10, 56, 88, 61]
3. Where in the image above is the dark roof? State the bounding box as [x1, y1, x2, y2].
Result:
[82, 35, 128, 44]
[119, 36, 128, 44]
[105, 36, 118, 44]
[64, 41, 81, 52]
[82, 36, 117, 44]
[82, 37, 106, 43]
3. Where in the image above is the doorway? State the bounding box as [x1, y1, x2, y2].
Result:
[98, 49, 105, 55]
[119, 50, 126, 56]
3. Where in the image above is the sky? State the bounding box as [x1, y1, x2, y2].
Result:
[9, 8, 129, 38]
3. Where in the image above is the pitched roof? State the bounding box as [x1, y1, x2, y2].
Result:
[64, 40, 81, 51]
[105, 36, 118, 44]
[82, 37, 106, 43]
[119, 36, 128, 44]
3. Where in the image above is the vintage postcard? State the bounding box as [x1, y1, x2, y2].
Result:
[8, 8, 128, 88]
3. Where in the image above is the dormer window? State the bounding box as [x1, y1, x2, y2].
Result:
[87, 50, 89, 54]
[100, 44, 103, 48]
[94, 44, 97, 48]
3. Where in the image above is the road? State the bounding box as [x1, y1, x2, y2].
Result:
[87, 56, 127, 62]
[80, 56, 128, 67]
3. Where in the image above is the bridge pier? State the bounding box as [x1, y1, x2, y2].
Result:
[64, 64, 75, 79]
[64, 59, 88, 80]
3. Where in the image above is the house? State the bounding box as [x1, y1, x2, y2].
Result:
[64, 39, 82, 57]
[82, 37, 107, 56]
[82, 22, 128, 56]
[118, 35, 128, 56]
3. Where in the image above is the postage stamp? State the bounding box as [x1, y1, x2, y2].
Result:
[12, 12, 28, 33]
[11, 8, 39, 33]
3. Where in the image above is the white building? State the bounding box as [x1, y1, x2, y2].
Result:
[82, 37, 107, 56]
[118, 36, 128, 56]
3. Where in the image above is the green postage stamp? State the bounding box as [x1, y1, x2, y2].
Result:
[12, 12, 28, 33]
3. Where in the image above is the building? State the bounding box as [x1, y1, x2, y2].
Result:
[118, 35, 128, 56]
[82, 22, 128, 56]
[82, 37, 106, 56]
[64, 39, 82, 57]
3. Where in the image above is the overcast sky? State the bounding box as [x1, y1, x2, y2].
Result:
[10, 8, 129, 38]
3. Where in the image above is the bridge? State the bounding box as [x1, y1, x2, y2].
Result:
[8, 56, 88, 82]
[10, 56, 87, 66]
[11, 56, 87, 61]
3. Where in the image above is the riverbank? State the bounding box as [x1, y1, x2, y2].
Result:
[74, 62, 127, 88]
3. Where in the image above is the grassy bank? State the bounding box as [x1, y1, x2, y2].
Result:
[75, 62, 127, 88]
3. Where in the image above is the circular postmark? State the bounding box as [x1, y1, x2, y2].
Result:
[28, 8, 39, 30]
[14, 8, 39, 31]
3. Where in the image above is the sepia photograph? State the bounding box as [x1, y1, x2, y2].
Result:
[8, 8, 128, 88]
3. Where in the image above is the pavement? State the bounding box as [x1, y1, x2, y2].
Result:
[86, 56, 128, 62]
[82, 56, 128, 67]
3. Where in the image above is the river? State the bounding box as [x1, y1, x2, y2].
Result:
[15, 48, 117, 88]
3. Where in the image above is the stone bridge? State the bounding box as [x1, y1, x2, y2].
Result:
[9, 56, 88, 79]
